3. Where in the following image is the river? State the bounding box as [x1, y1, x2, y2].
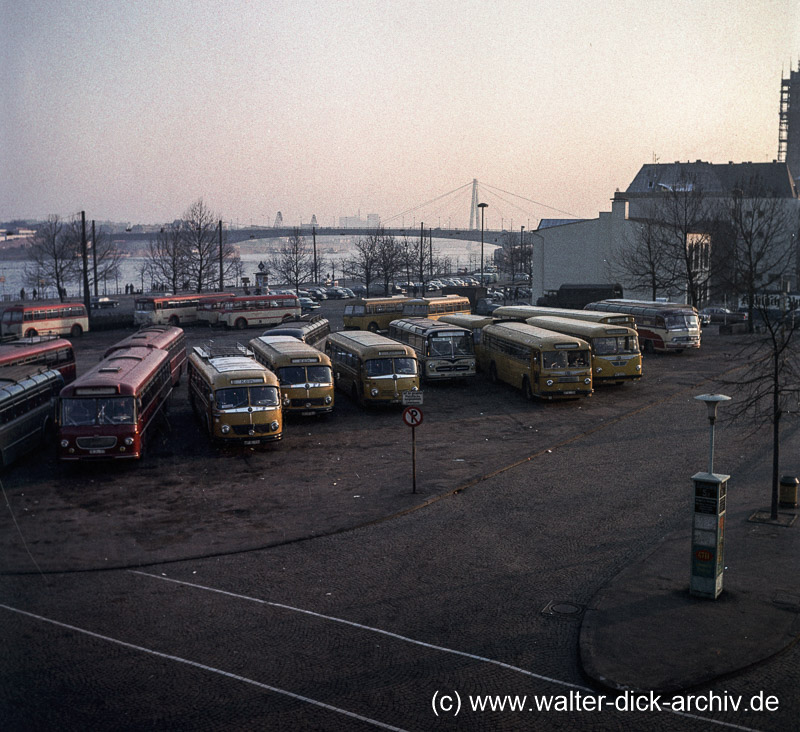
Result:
[0, 236, 499, 300]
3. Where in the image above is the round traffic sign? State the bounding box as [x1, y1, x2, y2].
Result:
[402, 406, 424, 427]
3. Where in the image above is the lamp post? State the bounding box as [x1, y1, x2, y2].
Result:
[530, 231, 544, 305]
[478, 202, 488, 285]
[690, 393, 731, 599]
[694, 393, 731, 474]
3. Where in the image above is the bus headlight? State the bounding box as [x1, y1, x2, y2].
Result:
[595, 367, 603, 373]
[221, 424, 231, 434]
[60, 439, 69, 448]
[270, 421, 280, 432]
[371, 387, 379, 396]
[124, 437, 134, 446]
[411, 385, 419, 391]
[546, 379, 554, 386]
[636, 364, 642, 371]
[584, 378, 591, 385]
[283, 396, 291, 407]
[324, 395, 332, 405]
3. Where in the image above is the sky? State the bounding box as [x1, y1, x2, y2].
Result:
[2, 0, 799, 230]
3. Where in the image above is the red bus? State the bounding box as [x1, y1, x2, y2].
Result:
[0, 337, 77, 384]
[133, 293, 235, 327]
[103, 326, 187, 386]
[58, 346, 173, 460]
[200, 293, 302, 330]
[1, 302, 88, 340]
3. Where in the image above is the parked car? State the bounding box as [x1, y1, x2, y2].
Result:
[298, 297, 320, 313]
[700, 307, 747, 324]
[476, 298, 502, 315]
[90, 296, 120, 309]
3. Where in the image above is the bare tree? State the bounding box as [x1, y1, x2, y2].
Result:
[722, 302, 800, 520]
[146, 224, 189, 294]
[24, 215, 80, 300]
[61, 220, 123, 297]
[607, 200, 678, 300]
[375, 231, 403, 296]
[181, 199, 221, 292]
[720, 181, 797, 332]
[270, 228, 314, 292]
[655, 173, 713, 307]
[344, 230, 382, 293]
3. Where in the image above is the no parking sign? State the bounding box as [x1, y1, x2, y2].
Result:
[401, 407, 423, 493]
[402, 406, 423, 427]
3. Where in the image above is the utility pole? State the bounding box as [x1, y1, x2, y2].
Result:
[91, 220, 99, 296]
[81, 212, 91, 323]
[218, 220, 224, 291]
[312, 226, 318, 284]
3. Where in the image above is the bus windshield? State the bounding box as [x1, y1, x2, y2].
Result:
[365, 357, 417, 377]
[665, 313, 698, 330]
[136, 301, 156, 311]
[215, 386, 280, 409]
[62, 397, 135, 426]
[593, 336, 639, 355]
[542, 350, 591, 369]
[278, 365, 332, 385]
[428, 332, 473, 358]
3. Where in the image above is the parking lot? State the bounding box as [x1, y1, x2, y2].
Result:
[2, 303, 799, 731]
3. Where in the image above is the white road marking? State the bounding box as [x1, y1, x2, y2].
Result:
[131, 571, 763, 732]
[0, 602, 408, 732]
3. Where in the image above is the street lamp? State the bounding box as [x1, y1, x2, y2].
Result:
[530, 230, 545, 305]
[520, 226, 525, 298]
[691, 392, 731, 599]
[694, 393, 731, 474]
[478, 202, 488, 285]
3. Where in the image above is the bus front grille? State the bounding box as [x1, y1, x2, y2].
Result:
[232, 423, 275, 435]
[76, 436, 117, 449]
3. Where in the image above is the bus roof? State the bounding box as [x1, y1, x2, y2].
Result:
[250, 337, 329, 363]
[525, 316, 637, 339]
[0, 367, 63, 402]
[0, 338, 73, 366]
[492, 305, 634, 325]
[439, 313, 494, 329]
[189, 350, 279, 387]
[327, 330, 416, 356]
[484, 321, 590, 350]
[586, 299, 698, 314]
[389, 318, 470, 334]
[103, 326, 184, 358]
[61, 346, 170, 398]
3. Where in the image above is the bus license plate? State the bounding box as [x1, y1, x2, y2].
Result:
[301, 410, 315, 416]
[89, 449, 106, 454]
[563, 391, 576, 395]
[244, 440, 259, 445]
[614, 372, 626, 377]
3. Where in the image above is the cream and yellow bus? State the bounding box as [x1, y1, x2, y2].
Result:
[479, 321, 593, 400]
[526, 316, 641, 385]
[388, 318, 475, 381]
[188, 345, 282, 445]
[325, 331, 419, 406]
[249, 336, 334, 417]
[343, 297, 409, 332]
[402, 295, 471, 320]
[439, 314, 494, 357]
[584, 300, 701, 353]
[492, 304, 635, 326]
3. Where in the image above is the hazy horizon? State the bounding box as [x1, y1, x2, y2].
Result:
[2, 0, 798, 229]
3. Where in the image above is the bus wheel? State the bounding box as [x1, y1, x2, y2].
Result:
[235, 318, 247, 330]
[168, 315, 180, 326]
[367, 322, 379, 332]
[70, 324, 83, 337]
[26, 328, 38, 337]
[489, 362, 499, 384]
[522, 377, 533, 400]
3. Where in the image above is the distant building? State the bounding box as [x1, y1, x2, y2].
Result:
[779, 62, 800, 186]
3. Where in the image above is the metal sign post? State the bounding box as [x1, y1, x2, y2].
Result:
[402, 406, 424, 494]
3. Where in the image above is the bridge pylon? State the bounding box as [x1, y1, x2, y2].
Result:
[469, 179, 480, 230]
